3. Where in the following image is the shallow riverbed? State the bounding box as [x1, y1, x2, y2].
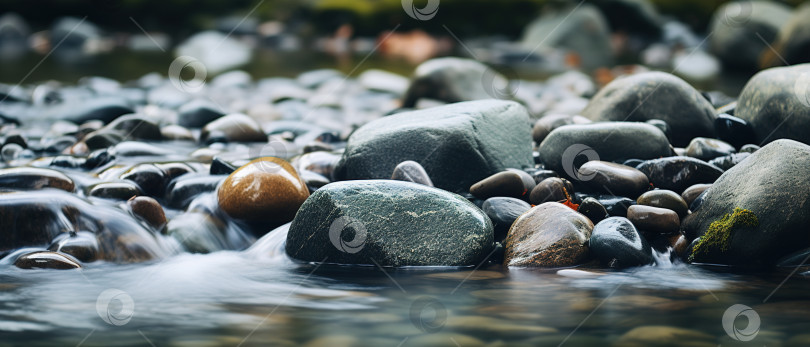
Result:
[1, 244, 807, 346]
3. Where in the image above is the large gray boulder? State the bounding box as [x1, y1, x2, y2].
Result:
[334, 100, 533, 193]
[735, 63, 810, 145]
[580, 72, 716, 146]
[285, 180, 494, 266]
[682, 140, 810, 267]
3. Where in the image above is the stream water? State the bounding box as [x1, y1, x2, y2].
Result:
[1, 228, 808, 346]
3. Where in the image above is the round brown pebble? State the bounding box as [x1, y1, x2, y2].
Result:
[626, 205, 680, 234]
[637, 189, 689, 218]
[217, 157, 310, 223]
[128, 196, 167, 230]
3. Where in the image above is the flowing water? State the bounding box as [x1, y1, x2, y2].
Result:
[1, 226, 808, 346]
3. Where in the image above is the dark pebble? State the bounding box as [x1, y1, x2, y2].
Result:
[482, 197, 531, 242]
[680, 183, 711, 207]
[577, 197, 609, 224]
[210, 157, 237, 175]
[14, 251, 82, 270]
[635, 156, 723, 193]
[88, 181, 141, 200]
[714, 113, 756, 149]
[470, 169, 535, 200]
[47, 231, 99, 263]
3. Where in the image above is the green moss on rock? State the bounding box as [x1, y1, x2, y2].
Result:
[690, 207, 758, 262]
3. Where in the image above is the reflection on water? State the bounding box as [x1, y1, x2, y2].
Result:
[1, 236, 807, 346]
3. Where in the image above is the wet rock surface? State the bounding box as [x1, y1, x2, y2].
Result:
[334, 100, 533, 193]
[580, 72, 716, 146]
[503, 202, 593, 267]
[683, 140, 810, 266]
[285, 180, 494, 266]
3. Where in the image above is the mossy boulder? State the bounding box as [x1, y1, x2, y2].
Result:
[682, 139, 810, 267]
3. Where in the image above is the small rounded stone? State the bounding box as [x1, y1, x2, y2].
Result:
[681, 183, 712, 207]
[0, 167, 75, 192]
[470, 169, 535, 200]
[637, 189, 689, 218]
[47, 231, 99, 263]
[128, 196, 167, 230]
[626, 205, 680, 235]
[530, 177, 571, 205]
[578, 161, 649, 198]
[14, 251, 82, 270]
[577, 197, 609, 224]
[217, 157, 310, 224]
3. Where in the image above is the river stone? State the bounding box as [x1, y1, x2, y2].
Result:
[577, 161, 650, 198]
[14, 251, 82, 270]
[530, 177, 572, 205]
[87, 181, 141, 200]
[590, 217, 653, 268]
[178, 99, 225, 128]
[626, 205, 680, 235]
[402, 58, 507, 107]
[334, 100, 533, 193]
[200, 113, 266, 143]
[708, 0, 792, 70]
[735, 64, 810, 145]
[685, 137, 735, 161]
[681, 183, 711, 207]
[470, 169, 535, 200]
[105, 114, 162, 141]
[537, 122, 670, 180]
[503, 202, 593, 267]
[577, 197, 609, 224]
[683, 140, 810, 266]
[0, 167, 75, 192]
[580, 72, 716, 146]
[47, 231, 99, 263]
[127, 196, 167, 230]
[120, 163, 167, 197]
[166, 174, 224, 209]
[637, 189, 688, 218]
[635, 157, 724, 193]
[59, 97, 134, 124]
[218, 157, 309, 226]
[285, 180, 494, 266]
[482, 197, 532, 242]
[714, 113, 756, 149]
[0, 190, 170, 262]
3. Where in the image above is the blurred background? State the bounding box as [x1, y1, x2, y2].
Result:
[0, 0, 807, 94]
